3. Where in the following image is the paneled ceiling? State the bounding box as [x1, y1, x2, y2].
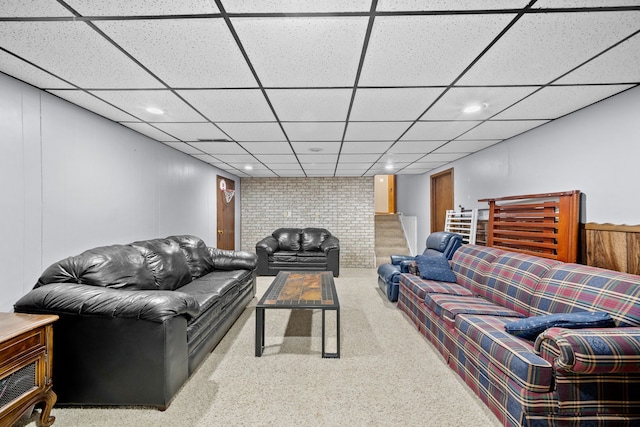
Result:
[1, 1, 639, 177]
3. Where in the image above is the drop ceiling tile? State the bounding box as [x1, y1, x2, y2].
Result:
[178, 90, 275, 122]
[423, 86, 539, 120]
[225, 0, 371, 13]
[0, 22, 163, 88]
[152, 122, 228, 141]
[387, 140, 445, 154]
[377, 0, 531, 11]
[266, 89, 352, 122]
[282, 122, 345, 141]
[336, 163, 371, 171]
[254, 154, 300, 164]
[0, 1, 74, 17]
[297, 154, 339, 164]
[340, 141, 394, 154]
[534, 0, 640, 7]
[401, 121, 480, 141]
[344, 122, 410, 140]
[556, 34, 640, 84]
[191, 153, 217, 163]
[379, 153, 424, 163]
[495, 85, 634, 120]
[263, 163, 304, 170]
[419, 153, 468, 162]
[459, 12, 640, 85]
[461, 120, 548, 140]
[273, 170, 307, 177]
[232, 17, 368, 86]
[91, 90, 203, 122]
[405, 161, 446, 169]
[400, 164, 439, 174]
[302, 163, 337, 171]
[189, 141, 248, 155]
[95, 18, 257, 88]
[359, 14, 515, 86]
[435, 140, 501, 153]
[66, 0, 219, 15]
[247, 170, 279, 177]
[0, 52, 73, 89]
[339, 153, 384, 163]
[120, 122, 178, 141]
[351, 88, 445, 121]
[217, 122, 286, 141]
[162, 142, 202, 155]
[291, 140, 342, 154]
[240, 141, 294, 155]
[214, 154, 256, 164]
[48, 90, 138, 122]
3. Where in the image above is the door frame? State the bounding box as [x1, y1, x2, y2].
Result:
[430, 168, 454, 233]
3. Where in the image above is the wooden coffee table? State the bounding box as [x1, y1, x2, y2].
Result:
[255, 271, 340, 358]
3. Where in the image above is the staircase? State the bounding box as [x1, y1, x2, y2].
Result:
[374, 214, 411, 268]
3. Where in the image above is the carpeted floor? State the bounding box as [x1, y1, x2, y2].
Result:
[19, 268, 500, 427]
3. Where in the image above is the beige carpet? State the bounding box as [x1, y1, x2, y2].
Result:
[19, 268, 500, 427]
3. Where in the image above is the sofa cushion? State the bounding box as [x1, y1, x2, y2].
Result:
[35, 244, 157, 290]
[272, 228, 303, 251]
[424, 294, 524, 327]
[415, 255, 457, 282]
[450, 245, 506, 296]
[297, 252, 327, 263]
[504, 311, 616, 341]
[301, 228, 330, 252]
[456, 314, 554, 392]
[130, 238, 192, 290]
[483, 253, 560, 317]
[530, 264, 640, 327]
[271, 251, 298, 263]
[167, 235, 215, 279]
[399, 273, 474, 299]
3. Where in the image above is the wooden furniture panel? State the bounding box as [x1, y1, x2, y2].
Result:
[583, 223, 640, 275]
[0, 313, 58, 427]
[479, 190, 580, 262]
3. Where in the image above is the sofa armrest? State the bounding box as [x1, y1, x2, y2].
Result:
[256, 236, 279, 255]
[321, 235, 339, 254]
[534, 326, 640, 374]
[14, 283, 200, 322]
[208, 248, 258, 270]
[390, 255, 415, 266]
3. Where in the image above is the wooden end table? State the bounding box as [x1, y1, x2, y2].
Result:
[0, 312, 58, 427]
[255, 271, 340, 358]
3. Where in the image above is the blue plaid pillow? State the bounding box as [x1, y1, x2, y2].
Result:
[415, 255, 457, 283]
[504, 311, 615, 341]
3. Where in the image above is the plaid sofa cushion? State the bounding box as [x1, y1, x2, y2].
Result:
[456, 314, 553, 392]
[399, 273, 474, 299]
[450, 244, 505, 297]
[483, 253, 560, 317]
[530, 264, 640, 327]
[424, 293, 524, 328]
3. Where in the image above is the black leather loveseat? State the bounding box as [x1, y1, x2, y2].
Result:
[14, 235, 257, 410]
[255, 228, 340, 277]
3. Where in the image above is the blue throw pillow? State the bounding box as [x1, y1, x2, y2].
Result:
[415, 255, 457, 283]
[504, 311, 616, 341]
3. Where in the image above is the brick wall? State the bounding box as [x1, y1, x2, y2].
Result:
[240, 177, 375, 268]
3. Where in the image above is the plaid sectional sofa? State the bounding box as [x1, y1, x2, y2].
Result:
[397, 244, 640, 427]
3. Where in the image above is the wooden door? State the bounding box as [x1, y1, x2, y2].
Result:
[216, 176, 235, 250]
[430, 168, 454, 233]
[388, 174, 396, 214]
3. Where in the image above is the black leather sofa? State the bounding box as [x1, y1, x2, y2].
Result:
[255, 228, 340, 277]
[14, 235, 257, 410]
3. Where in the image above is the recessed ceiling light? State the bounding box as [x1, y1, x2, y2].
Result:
[385, 164, 394, 171]
[462, 103, 488, 114]
[146, 107, 164, 115]
[244, 165, 253, 170]
[308, 147, 323, 152]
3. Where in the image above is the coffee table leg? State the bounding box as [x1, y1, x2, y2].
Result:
[322, 308, 340, 359]
[255, 307, 265, 357]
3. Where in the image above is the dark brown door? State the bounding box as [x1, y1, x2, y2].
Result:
[430, 168, 454, 233]
[216, 176, 235, 250]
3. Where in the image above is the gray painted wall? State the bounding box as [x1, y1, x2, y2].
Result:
[397, 85, 640, 254]
[1, 73, 240, 312]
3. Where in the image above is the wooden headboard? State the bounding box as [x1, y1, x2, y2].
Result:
[478, 190, 581, 263]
